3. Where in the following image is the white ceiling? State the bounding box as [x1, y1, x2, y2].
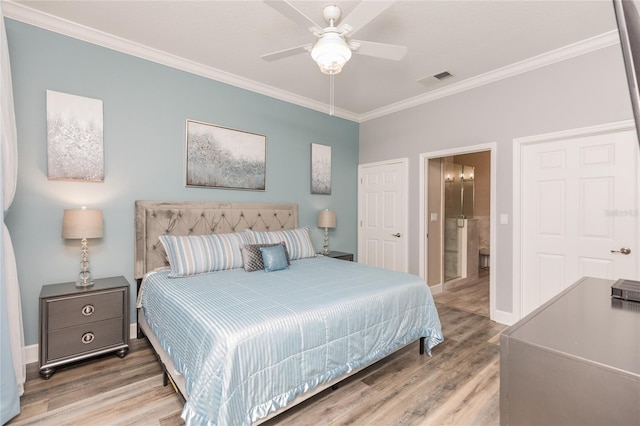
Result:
[5, 1, 620, 121]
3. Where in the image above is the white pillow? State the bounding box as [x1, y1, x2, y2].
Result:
[247, 227, 316, 260]
[159, 231, 251, 277]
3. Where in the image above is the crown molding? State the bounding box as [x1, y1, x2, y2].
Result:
[359, 30, 620, 122]
[3, 1, 619, 124]
[2, 1, 359, 122]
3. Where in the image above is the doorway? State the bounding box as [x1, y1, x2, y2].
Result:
[419, 143, 497, 320]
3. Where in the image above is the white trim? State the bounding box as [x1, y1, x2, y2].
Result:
[360, 31, 620, 122]
[3, 1, 619, 123]
[512, 119, 637, 324]
[23, 323, 139, 366]
[418, 156, 427, 282]
[419, 143, 499, 323]
[357, 158, 409, 272]
[491, 309, 518, 326]
[24, 343, 37, 365]
[429, 283, 443, 296]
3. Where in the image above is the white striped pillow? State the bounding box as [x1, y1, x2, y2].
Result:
[247, 227, 316, 260]
[159, 231, 251, 277]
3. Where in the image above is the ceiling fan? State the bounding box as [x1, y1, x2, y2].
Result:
[261, 1, 407, 75]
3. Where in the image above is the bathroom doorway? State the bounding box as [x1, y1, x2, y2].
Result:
[419, 144, 495, 319]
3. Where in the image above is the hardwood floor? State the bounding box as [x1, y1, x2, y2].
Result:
[9, 280, 505, 425]
[433, 269, 490, 317]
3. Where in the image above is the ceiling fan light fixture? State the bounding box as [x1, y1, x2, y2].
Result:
[311, 32, 352, 74]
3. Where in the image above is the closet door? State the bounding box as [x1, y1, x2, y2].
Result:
[358, 158, 408, 272]
[520, 128, 639, 316]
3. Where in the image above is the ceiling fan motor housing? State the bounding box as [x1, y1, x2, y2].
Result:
[322, 5, 342, 25]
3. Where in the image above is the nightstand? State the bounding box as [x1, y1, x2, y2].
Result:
[326, 251, 354, 261]
[39, 276, 130, 379]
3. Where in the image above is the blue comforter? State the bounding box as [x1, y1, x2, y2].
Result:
[140, 256, 443, 425]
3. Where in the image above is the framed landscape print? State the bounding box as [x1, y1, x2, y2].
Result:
[311, 143, 331, 195]
[186, 120, 266, 190]
[46, 90, 104, 181]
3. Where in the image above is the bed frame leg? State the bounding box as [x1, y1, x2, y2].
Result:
[163, 371, 168, 387]
[419, 337, 425, 355]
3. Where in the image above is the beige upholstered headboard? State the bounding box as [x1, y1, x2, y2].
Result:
[134, 200, 299, 279]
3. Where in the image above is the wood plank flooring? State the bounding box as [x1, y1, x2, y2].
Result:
[9, 279, 505, 425]
[433, 269, 490, 318]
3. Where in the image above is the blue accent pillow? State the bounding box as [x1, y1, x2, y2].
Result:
[260, 245, 289, 272]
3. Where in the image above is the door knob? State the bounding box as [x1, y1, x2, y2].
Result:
[392, 233, 401, 238]
[610, 247, 631, 255]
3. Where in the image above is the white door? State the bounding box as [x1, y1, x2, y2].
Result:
[358, 159, 408, 272]
[521, 128, 639, 316]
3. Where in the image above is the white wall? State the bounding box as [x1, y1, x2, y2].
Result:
[359, 45, 634, 316]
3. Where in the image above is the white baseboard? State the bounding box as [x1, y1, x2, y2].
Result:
[23, 323, 139, 366]
[24, 343, 38, 365]
[429, 283, 443, 295]
[492, 309, 518, 326]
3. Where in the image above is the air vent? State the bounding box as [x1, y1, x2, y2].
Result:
[433, 71, 453, 80]
[417, 70, 454, 87]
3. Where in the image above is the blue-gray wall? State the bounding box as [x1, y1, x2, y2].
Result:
[5, 19, 359, 346]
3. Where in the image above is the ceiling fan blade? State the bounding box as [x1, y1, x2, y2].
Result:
[351, 40, 407, 61]
[339, 1, 395, 37]
[264, 1, 321, 31]
[261, 44, 313, 61]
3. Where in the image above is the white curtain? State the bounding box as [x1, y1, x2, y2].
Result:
[1, 4, 24, 423]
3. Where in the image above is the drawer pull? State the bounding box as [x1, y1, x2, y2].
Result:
[81, 332, 95, 344]
[81, 304, 95, 316]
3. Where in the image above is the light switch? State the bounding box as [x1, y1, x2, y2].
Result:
[430, 213, 438, 222]
[500, 214, 509, 225]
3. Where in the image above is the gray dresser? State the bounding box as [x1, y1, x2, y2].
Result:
[39, 276, 130, 379]
[500, 277, 640, 425]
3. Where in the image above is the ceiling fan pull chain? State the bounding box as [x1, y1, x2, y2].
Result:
[330, 73, 334, 116]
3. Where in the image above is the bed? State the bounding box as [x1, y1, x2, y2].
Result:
[135, 200, 443, 425]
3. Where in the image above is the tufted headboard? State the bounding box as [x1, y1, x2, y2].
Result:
[134, 200, 299, 279]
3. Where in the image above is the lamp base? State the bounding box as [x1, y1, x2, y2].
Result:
[76, 280, 94, 289]
[323, 227, 330, 256]
[76, 238, 94, 288]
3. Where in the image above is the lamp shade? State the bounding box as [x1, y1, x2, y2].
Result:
[317, 209, 336, 228]
[62, 209, 104, 239]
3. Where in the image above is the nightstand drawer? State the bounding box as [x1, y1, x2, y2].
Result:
[47, 290, 124, 330]
[47, 317, 125, 361]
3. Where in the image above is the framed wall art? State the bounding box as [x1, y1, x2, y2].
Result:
[186, 120, 266, 190]
[46, 90, 104, 181]
[311, 143, 331, 195]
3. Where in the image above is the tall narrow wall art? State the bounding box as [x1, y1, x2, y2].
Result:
[46, 90, 104, 181]
[311, 143, 331, 195]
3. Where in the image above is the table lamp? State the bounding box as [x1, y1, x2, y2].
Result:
[62, 208, 103, 288]
[317, 209, 336, 256]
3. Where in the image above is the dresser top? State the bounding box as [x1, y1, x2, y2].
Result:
[503, 277, 640, 375]
[39, 276, 129, 299]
